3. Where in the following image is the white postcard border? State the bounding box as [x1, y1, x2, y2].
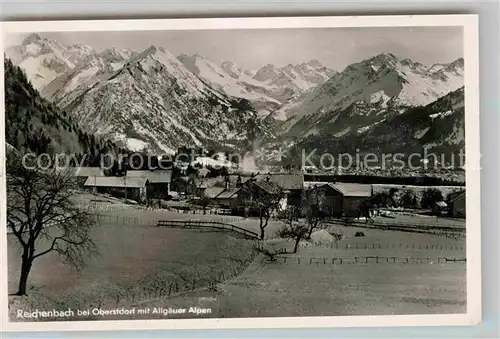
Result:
[0, 14, 481, 332]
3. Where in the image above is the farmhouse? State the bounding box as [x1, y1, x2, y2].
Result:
[253, 172, 304, 206]
[447, 190, 466, 218]
[317, 183, 373, 217]
[212, 187, 242, 209]
[83, 176, 148, 203]
[126, 170, 172, 199]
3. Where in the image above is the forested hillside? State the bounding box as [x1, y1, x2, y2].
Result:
[4, 58, 126, 167]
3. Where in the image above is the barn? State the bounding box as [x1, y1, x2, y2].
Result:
[447, 190, 466, 218]
[318, 183, 373, 218]
[83, 176, 148, 203]
[126, 170, 172, 199]
[253, 172, 304, 207]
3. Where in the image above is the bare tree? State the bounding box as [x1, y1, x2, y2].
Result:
[252, 187, 284, 240]
[277, 205, 308, 253]
[6, 154, 98, 296]
[303, 186, 327, 239]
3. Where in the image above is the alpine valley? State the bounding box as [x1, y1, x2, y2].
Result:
[5, 33, 465, 163]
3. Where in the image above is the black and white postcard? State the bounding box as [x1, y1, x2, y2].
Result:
[0, 15, 481, 332]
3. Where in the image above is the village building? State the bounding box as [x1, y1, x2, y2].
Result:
[83, 176, 148, 203]
[252, 172, 304, 207]
[314, 183, 373, 217]
[126, 170, 172, 199]
[171, 176, 197, 197]
[211, 187, 243, 210]
[433, 201, 448, 216]
[447, 190, 466, 218]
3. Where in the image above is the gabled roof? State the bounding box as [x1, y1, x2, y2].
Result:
[435, 201, 448, 208]
[126, 170, 172, 183]
[254, 180, 282, 195]
[328, 183, 372, 197]
[83, 176, 148, 188]
[214, 188, 241, 199]
[204, 187, 225, 198]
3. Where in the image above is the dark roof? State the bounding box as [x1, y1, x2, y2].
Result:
[173, 176, 195, 184]
[254, 181, 282, 195]
[328, 183, 372, 197]
[83, 176, 147, 188]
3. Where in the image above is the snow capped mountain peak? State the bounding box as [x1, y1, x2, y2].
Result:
[21, 33, 44, 45]
[253, 64, 279, 82]
[6, 33, 85, 89]
[306, 59, 325, 69]
[445, 57, 464, 72]
[278, 51, 464, 138]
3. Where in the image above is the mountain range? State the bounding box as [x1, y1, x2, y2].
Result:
[5, 33, 465, 162]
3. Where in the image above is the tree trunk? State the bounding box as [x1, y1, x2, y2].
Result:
[259, 215, 266, 240]
[203, 206, 206, 215]
[307, 227, 314, 239]
[307, 220, 318, 239]
[293, 237, 301, 253]
[17, 255, 32, 296]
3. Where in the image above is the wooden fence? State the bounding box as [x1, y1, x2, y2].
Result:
[157, 219, 259, 239]
[274, 256, 466, 265]
[296, 242, 464, 251]
[324, 218, 466, 237]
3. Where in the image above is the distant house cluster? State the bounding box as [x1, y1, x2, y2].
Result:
[62, 165, 467, 220]
[71, 167, 173, 203]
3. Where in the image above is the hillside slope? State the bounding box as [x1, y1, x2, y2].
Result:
[4, 58, 123, 165]
[296, 86, 465, 168]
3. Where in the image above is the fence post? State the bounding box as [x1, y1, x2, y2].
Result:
[324, 258, 326, 265]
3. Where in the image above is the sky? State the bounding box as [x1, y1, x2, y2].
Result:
[6, 26, 463, 71]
